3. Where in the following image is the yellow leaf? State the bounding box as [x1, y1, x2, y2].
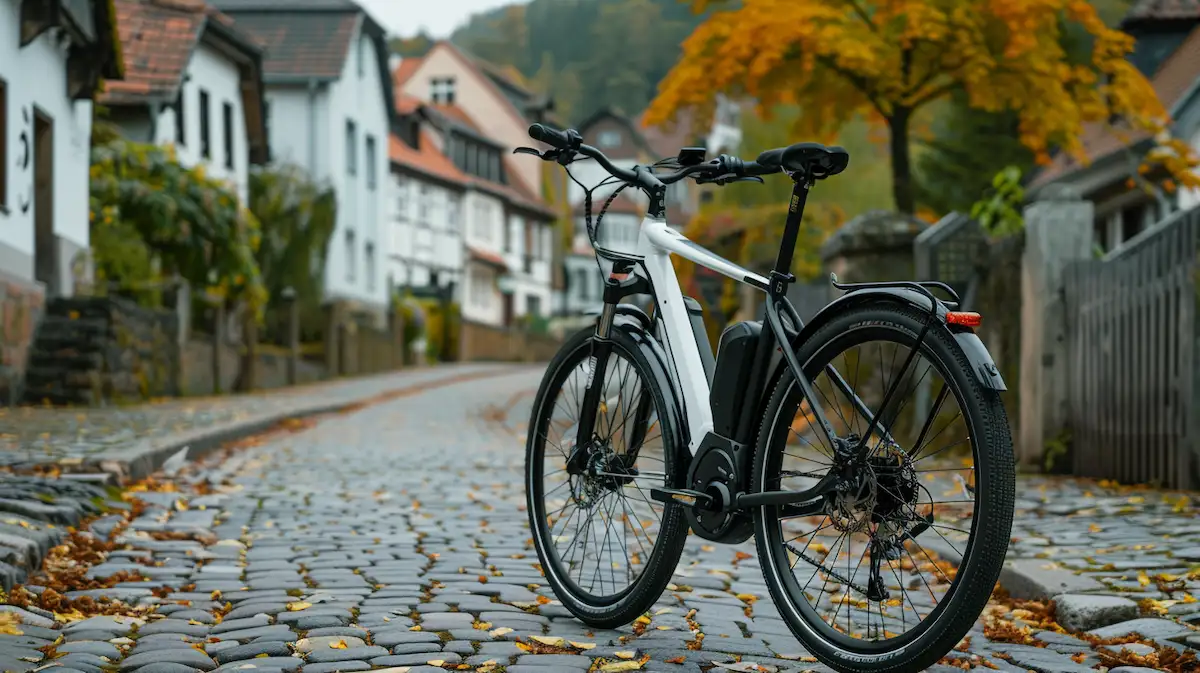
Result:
[634, 616, 652, 626]
[0, 613, 23, 636]
[255, 653, 270, 658]
[569, 641, 596, 650]
[531, 636, 564, 647]
[286, 602, 312, 611]
[489, 627, 513, 637]
[427, 659, 445, 666]
[329, 639, 348, 649]
[474, 621, 492, 630]
[210, 590, 222, 600]
[1138, 572, 1151, 587]
[600, 660, 645, 671]
[615, 651, 636, 659]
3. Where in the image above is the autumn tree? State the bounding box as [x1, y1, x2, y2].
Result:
[645, 0, 1198, 214]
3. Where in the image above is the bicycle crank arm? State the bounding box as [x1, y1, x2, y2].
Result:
[735, 473, 837, 512]
[650, 487, 714, 508]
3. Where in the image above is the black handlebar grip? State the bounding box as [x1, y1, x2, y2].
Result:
[740, 161, 777, 177]
[528, 123, 570, 148]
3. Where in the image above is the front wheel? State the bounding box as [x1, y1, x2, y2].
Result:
[752, 302, 1014, 673]
[526, 326, 689, 628]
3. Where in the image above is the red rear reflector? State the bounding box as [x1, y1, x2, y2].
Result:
[946, 311, 982, 327]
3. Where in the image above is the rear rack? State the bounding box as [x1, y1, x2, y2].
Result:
[829, 274, 961, 310]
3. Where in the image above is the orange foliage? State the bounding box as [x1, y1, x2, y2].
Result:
[647, 0, 1198, 189]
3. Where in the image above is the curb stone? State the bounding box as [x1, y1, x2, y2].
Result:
[77, 363, 530, 484]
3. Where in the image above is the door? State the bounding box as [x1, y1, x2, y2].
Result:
[33, 110, 56, 296]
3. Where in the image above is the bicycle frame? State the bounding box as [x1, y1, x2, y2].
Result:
[574, 179, 846, 471]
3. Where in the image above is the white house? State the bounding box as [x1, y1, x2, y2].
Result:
[99, 0, 269, 205]
[393, 44, 559, 327]
[557, 106, 744, 322]
[214, 0, 395, 318]
[389, 94, 466, 299]
[0, 0, 123, 299]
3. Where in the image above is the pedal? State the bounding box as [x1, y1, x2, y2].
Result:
[650, 487, 713, 507]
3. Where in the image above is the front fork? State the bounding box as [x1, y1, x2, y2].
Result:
[565, 301, 617, 476]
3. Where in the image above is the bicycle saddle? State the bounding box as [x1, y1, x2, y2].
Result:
[756, 142, 850, 179]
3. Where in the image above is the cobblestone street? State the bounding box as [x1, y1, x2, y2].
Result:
[0, 365, 1197, 672]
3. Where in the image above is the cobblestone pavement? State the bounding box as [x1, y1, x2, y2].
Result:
[0, 368, 1196, 672]
[0, 363, 515, 472]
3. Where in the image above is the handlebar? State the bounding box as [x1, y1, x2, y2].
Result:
[526, 122, 779, 189]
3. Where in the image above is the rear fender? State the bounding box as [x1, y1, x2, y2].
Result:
[759, 288, 1006, 406]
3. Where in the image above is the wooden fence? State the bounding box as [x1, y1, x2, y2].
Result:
[1062, 205, 1200, 489]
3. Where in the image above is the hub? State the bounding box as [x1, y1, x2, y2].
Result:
[684, 434, 754, 544]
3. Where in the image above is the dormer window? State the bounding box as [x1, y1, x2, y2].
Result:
[598, 130, 621, 148]
[431, 77, 456, 104]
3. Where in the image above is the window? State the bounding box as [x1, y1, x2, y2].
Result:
[527, 295, 542, 318]
[365, 135, 377, 190]
[357, 38, 365, 78]
[0, 78, 7, 209]
[346, 120, 357, 176]
[490, 152, 501, 182]
[174, 87, 186, 146]
[222, 102, 234, 169]
[430, 77, 455, 104]
[597, 130, 621, 148]
[447, 195, 461, 234]
[396, 175, 408, 220]
[365, 242, 375, 290]
[345, 230, 356, 282]
[418, 184, 431, 224]
[199, 89, 211, 159]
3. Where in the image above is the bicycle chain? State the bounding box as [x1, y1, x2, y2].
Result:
[787, 541, 870, 596]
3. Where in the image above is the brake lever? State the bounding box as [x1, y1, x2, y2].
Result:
[695, 174, 765, 186]
[512, 146, 563, 162]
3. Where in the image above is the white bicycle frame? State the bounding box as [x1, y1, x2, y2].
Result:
[598, 215, 771, 455]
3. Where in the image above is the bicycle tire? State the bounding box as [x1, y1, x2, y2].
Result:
[526, 326, 690, 628]
[751, 302, 1014, 673]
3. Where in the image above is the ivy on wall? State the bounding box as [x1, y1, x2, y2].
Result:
[88, 120, 265, 311]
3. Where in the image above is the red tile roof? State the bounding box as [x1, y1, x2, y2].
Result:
[217, 10, 357, 80]
[396, 93, 421, 116]
[639, 108, 706, 160]
[389, 131, 466, 186]
[1031, 24, 1200, 188]
[100, 0, 208, 103]
[430, 104, 481, 132]
[466, 245, 508, 269]
[393, 57, 423, 88]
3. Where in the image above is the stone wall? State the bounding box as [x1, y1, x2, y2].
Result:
[23, 296, 179, 405]
[0, 271, 45, 406]
[183, 337, 327, 395]
[459, 321, 562, 362]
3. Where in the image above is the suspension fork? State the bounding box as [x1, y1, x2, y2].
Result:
[566, 301, 617, 476]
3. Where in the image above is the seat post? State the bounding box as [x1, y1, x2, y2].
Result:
[770, 177, 812, 293]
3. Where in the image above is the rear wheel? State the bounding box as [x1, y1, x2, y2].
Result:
[525, 327, 689, 628]
[752, 303, 1014, 673]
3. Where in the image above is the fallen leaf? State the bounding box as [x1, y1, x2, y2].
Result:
[600, 660, 646, 671]
[427, 659, 445, 666]
[569, 641, 596, 650]
[665, 656, 686, 664]
[615, 651, 636, 659]
[531, 636, 565, 647]
[0, 613, 22, 636]
[286, 601, 311, 611]
[489, 627, 513, 637]
[329, 639, 348, 649]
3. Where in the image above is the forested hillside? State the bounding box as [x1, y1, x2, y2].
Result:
[390, 0, 1137, 215]
[391, 0, 718, 123]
